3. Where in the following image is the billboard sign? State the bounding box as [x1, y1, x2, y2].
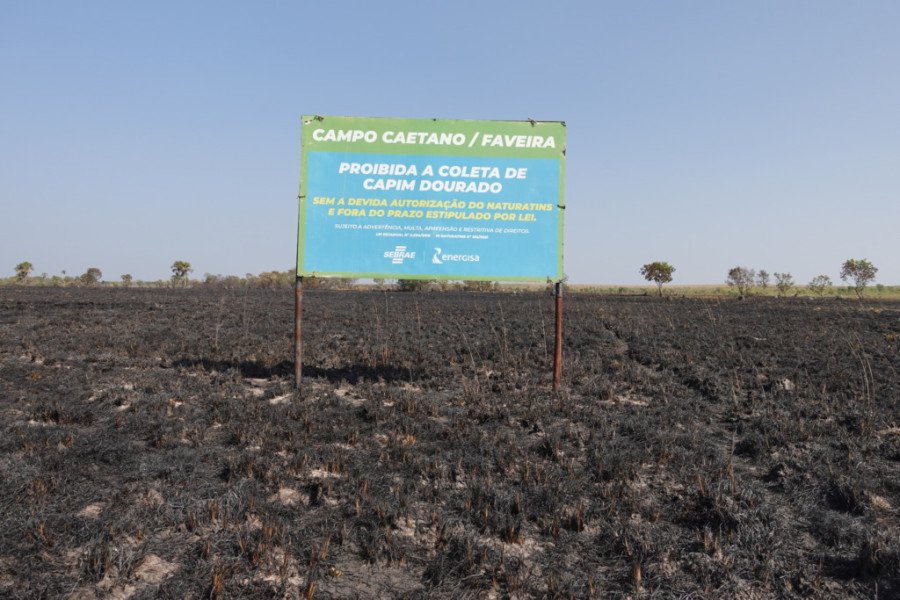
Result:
[297, 115, 565, 281]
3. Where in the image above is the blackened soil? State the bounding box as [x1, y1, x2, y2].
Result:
[0, 287, 897, 599]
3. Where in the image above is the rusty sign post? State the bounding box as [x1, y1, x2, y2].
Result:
[294, 276, 303, 390]
[553, 281, 563, 390]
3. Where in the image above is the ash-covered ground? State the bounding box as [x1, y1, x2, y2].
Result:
[0, 287, 897, 599]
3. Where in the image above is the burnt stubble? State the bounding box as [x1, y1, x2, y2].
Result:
[0, 287, 897, 598]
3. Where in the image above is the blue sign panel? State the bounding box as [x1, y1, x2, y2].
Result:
[298, 116, 565, 282]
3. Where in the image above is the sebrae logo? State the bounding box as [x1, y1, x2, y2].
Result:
[384, 246, 416, 265]
[432, 247, 480, 264]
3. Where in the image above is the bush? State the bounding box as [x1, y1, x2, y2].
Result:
[80, 268, 102, 286]
[774, 272, 794, 297]
[808, 275, 832, 296]
[397, 279, 432, 292]
[15, 262, 33, 282]
[726, 267, 755, 297]
[461, 280, 495, 292]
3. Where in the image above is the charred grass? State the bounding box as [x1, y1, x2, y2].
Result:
[0, 287, 897, 598]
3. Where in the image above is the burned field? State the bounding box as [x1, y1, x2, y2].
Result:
[0, 287, 897, 599]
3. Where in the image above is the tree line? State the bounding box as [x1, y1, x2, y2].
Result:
[7, 262, 494, 292]
[9, 258, 883, 298]
[640, 259, 879, 299]
[11, 261, 194, 288]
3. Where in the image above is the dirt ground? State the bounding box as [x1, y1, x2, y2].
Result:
[0, 287, 897, 599]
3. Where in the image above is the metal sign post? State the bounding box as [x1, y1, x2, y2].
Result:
[294, 276, 303, 390]
[553, 281, 563, 390]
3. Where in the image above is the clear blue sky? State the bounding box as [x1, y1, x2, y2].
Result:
[2, 1, 898, 284]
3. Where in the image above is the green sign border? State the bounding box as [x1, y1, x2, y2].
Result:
[297, 115, 565, 282]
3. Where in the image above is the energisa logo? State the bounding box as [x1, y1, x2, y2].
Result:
[384, 246, 416, 265]
[432, 247, 480, 264]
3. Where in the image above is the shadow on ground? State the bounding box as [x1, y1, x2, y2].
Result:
[172, 358, 419, 384]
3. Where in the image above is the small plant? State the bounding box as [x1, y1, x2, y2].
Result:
[808, 274, 832, 296]
[171, 261, 193, 286]
[80, 268, 102, 286]
[15, 261, 33, 282]
[726, 266, 755, 297]
[756, 270, 770, 290]
[774, 272, 794, 297]
[640, 262, 675, 297]
[120, 274, 133, 287]
[840, 259, 877, 299]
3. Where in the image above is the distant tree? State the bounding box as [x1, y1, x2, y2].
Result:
[840, 259, 877, 299]
[171, 261, 193, 286]
[807, 274, 832, 296]
[726, 267, 756, 297]
[640, 262, 675, 297]
[774, 272, 794, 297]
[80, 267, 102, 286]
[15, 261, 33, 282]
[254, 270, 296, 288]
[121, 274, 133, 287]
[756, 270, 770, 290]
[256, 271, 280, 288]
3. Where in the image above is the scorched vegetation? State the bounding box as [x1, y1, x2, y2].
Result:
[0, 287, 897, 598]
